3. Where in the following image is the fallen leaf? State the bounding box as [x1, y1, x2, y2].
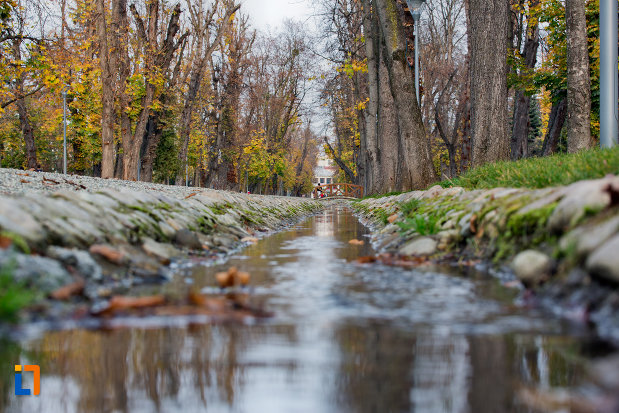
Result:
[388, 213, 398, 224]
[64, 179, 87, 190]
[89, 244, 126, 265]
[20, 179, 30, 183]
[237, 271, 251, 286]
[43, 177, 59, 184]
[469, 214, 477, 234]
[356, 256, 377, 264]
[184, 192, 198, 199]
[94, 295, 166, 315]
[349, 239, 365, 245]
[188, 292, 229, 311]
[0, 236, 13, 249]
[50, 279, 85, 300]
[16, 172, 30, 177]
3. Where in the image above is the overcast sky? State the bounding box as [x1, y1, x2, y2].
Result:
[241, 0, 314, 32]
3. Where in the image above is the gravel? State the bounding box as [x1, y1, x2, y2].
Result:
[0, 168, 249, 200]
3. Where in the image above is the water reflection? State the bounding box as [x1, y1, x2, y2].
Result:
[0, 207, 601, 412]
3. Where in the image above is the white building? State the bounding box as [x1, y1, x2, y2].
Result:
[313, 155, 337, 187]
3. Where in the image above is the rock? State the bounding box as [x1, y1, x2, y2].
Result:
[142, 238, 181, 262]
[0, 198, 46, 244]
[46, 246, 103, 281]
[0, 250, 72, 293]
[560, 215, 619, 257]
[511, 250, 551, 286]
[586, 234, 619, 283]
[399, 237, 438, 256]
[174, 229, 202, 249]
[548, 177, 616, 231]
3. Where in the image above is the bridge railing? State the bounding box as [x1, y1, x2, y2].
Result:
[312, 183, 364, 199]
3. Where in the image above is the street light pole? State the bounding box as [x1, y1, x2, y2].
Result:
[600, 0, 618, 148]
[406, 0, 426, 105]
[62, 88, 67, 174]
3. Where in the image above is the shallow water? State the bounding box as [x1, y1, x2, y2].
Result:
[0, 207, 608, 412]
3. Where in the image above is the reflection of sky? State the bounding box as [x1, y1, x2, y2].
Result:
[313, 210, 336, 237]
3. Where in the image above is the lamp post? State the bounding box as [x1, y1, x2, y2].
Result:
[600, 0, 618, 148]
[62, 88, 67, 174]
[406, 0, 426, 104]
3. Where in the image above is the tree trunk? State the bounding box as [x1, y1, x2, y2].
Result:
[16, 95, 36, 169]
[362, 0, 379, 194]
[468, 0, 510, 166]
[374, 0, 435, 190]
[565, 0, 592, 153]
[12, 38, 37, 170]
[96, 0, 115, 178]
[541, 96, 567, 155]
[511, 1, 540, 160]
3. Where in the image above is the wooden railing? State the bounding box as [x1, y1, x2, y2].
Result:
[313, 183, 364, 199]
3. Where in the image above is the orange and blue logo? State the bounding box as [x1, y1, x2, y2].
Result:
[14, 365, 40, 396]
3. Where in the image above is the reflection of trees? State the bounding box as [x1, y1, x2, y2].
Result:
[3, 322, 301, 412]
[0, 339, 23, 411]
[333, 323, 416, 412]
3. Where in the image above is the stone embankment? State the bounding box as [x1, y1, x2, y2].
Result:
[0, 169, 322, 307]
[352, 175, 619, 343]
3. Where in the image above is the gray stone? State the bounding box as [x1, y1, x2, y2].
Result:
[141, 238, 181, 262]
[586, 234, 619, 283]
[0, 250, 72, 292]
[548, 177, 616, 231]
[174, 229, 202, 249]
[560, 215, 619, 257]
[511, 250, 551, 285]
[0, 198, 46, 244]
[399, 237, 438, 256]
[46, 246, 103, 281]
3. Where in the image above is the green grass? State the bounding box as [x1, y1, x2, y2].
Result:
[360, 191, 402, 200]
[0, 262, 35, 322]
[396, 215, 440, 236]
[437, 146, 619, 190]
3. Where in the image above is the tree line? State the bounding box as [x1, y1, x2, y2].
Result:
[317, 0, 605, 194]
[0, 0, 318, 195]
[0, 0, 609, 196]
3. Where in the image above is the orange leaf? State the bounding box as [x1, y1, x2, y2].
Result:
[50, 279, 85, 300]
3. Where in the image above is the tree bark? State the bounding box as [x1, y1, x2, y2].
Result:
[468, 0, 510, 166]
[511, 0, 540, 160]
[374, 0, 435, 190]
[565, 0, 592, 153]
[362, 0, 378, 194]
[541, 96, 567, 155]
[96, 0, 115, 178]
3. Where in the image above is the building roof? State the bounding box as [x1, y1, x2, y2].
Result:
[314, 165, 337, 178]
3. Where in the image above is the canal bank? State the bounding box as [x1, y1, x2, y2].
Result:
[0, 168, 323, 320]
[3, 206, 618, 412]
[351, 175, 619, 345]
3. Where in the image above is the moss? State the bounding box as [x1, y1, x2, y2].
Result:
[396, 215, 440, 235]
[210, 204, 227, 215]
[0, 232, 30, 254]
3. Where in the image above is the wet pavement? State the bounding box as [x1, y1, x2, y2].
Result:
[1, 206, 614, 412]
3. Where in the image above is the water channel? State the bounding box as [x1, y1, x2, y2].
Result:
[1, 206, 611, 412]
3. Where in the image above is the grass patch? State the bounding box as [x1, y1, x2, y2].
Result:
[438, 146, 619, 190]
[0, 262, 35, 322]
[396, 215, 440, 236]
[361, 191, 402, 200]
